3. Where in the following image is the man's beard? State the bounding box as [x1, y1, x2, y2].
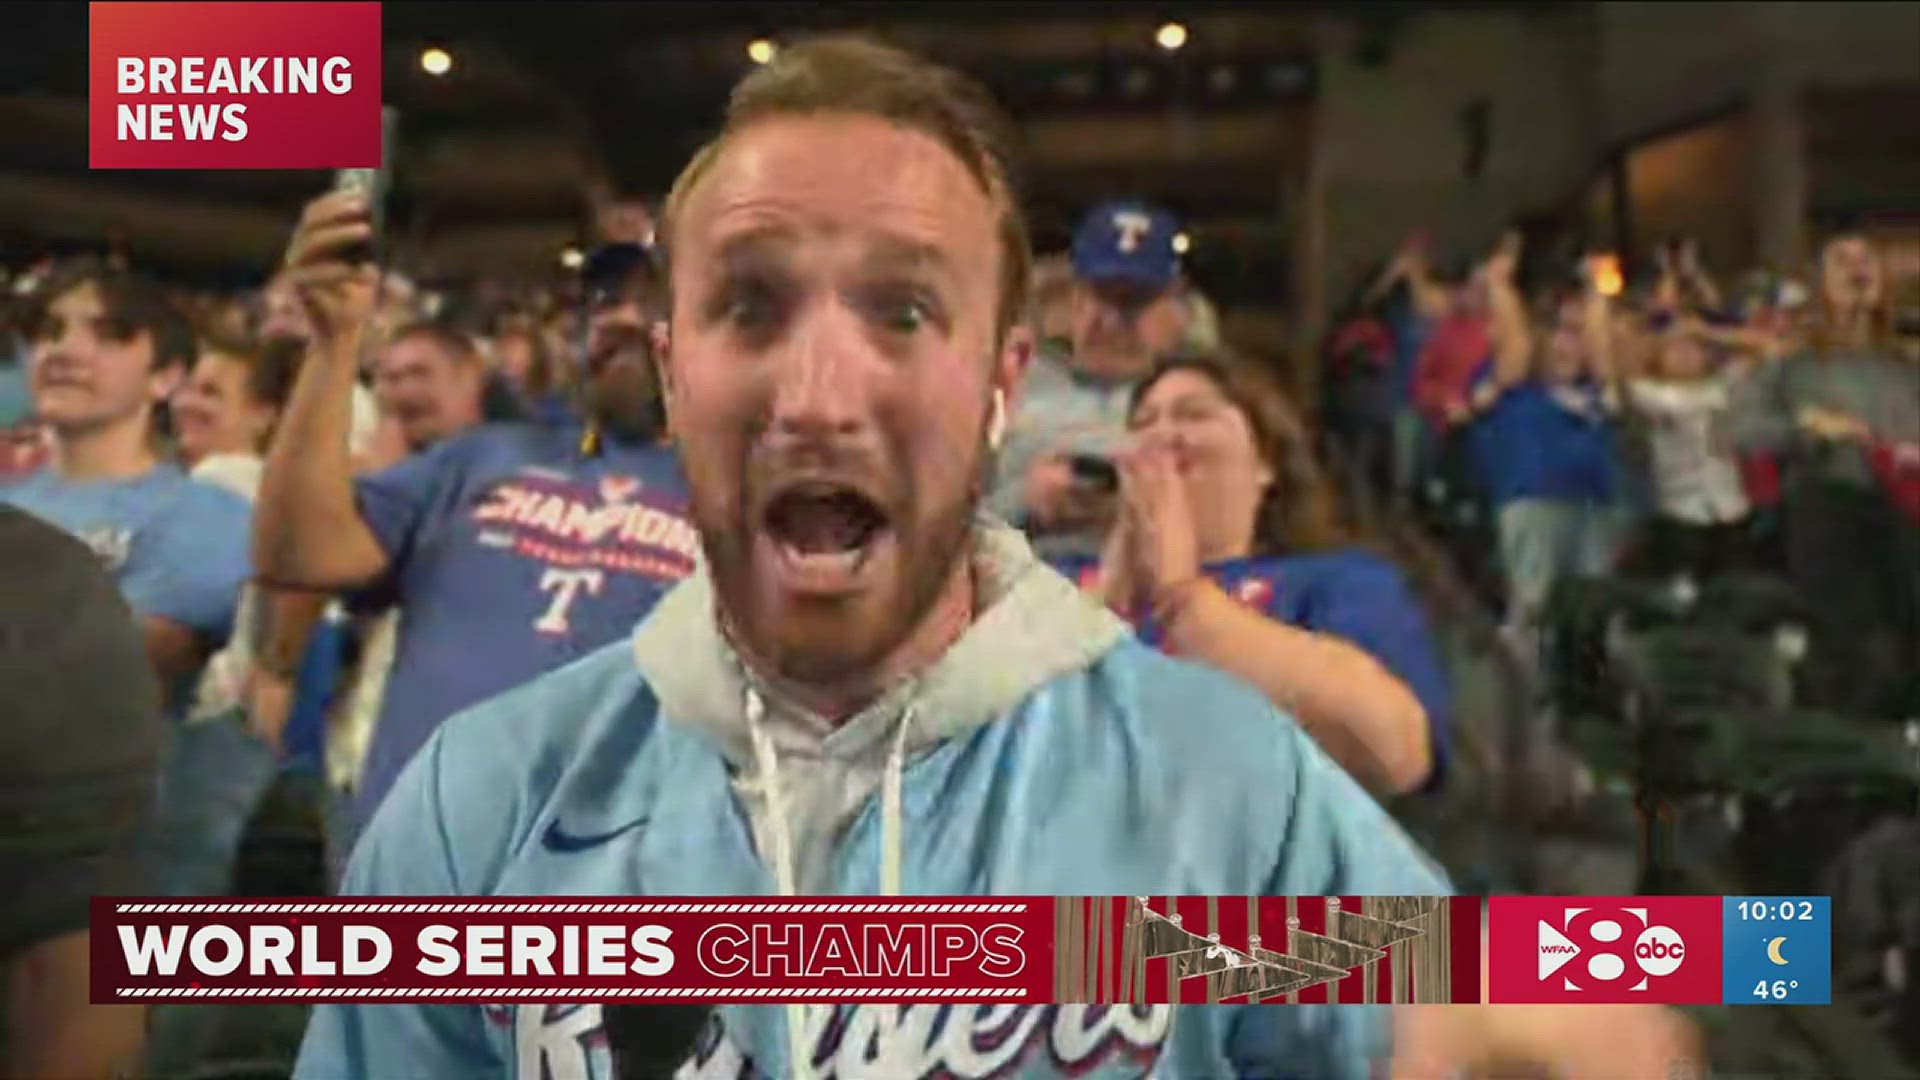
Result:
[583, 324, 664, 444]
[695, 433, 985, 695]
[587, 382, 665, 444]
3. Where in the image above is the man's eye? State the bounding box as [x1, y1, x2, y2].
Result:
[718, 284, 780, 330]
[94, 316, 136, 343]
[881, 301, 928, 334]
[868, 289, 939, 335]
[727, 298, 769, 326]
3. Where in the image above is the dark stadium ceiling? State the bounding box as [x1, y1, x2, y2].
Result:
[3, 0, 1449, 189]
[1, 0, 1480, 286]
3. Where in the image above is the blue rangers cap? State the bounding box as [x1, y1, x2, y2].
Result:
[1070, 201, 1181, 292]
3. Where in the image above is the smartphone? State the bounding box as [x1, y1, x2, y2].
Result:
[331, 106, 397, 265]
[1068, 454, 1119, 493]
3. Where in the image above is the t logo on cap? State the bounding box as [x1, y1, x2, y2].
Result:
[1112, 210, 1154, 254]
[1072, 201, 1181, 293]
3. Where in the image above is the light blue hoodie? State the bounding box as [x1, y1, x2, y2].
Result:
[295, 522, 1449, 1080]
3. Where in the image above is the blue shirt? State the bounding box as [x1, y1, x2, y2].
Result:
[1469, 378, 1621, 507]
[349, 423, 695, 824]
[297, 638, 1450, 1080]
[1387, 306, 1433, 408]
[282, 609, 351, 774]
[527, 390, 580, 428]
[1053, 547, 1453, 788]
[0, 360, 29, 429]
[2, 462, 253, 715]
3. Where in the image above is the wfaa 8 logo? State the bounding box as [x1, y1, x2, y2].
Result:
[1489, 897, 1723, 1004]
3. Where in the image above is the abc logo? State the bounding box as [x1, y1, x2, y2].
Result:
[1633, 925, 1686, 976]
[1539, 908, 1689, 988]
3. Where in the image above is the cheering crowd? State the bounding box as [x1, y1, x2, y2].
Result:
[1323, 227, 1920, 695]
[4, 29, 1918, 1080]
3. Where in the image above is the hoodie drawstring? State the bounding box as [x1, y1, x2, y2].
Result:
[742, 690, 811, 1079]
[741, 689, 917, 1080]
[743, 690, 799, 897]
[880, 705, 914, 897]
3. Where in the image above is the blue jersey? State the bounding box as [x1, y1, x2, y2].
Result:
[1054, 546, 1453, 788]
[1468, 378, 1621, 507]
[297, 524, 1450, 1080]
[2, 463, 252, 715]
[349, 423, 695, 825]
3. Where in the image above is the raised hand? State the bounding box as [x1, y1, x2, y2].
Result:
[1115, 441, 1202, 619]
[280, 191, 380, 345]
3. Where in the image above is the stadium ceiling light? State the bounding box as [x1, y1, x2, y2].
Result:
[420, 48, 453, 77]
[560, 248, 585, 270]
[748, 39, 777, 65]
[1172, 232, 1192, 255]
[1156, 22, 1188, 52]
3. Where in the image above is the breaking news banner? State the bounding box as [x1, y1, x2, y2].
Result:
[91, 896, 1481, 1005]
[88, 1, 383, 169]
[1486, 895, 1831, 1006]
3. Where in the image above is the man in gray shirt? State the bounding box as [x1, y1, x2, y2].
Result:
[989, 201, 1191, 555]
[1729, 231, 1920, 715]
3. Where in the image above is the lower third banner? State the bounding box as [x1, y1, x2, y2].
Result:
[92, 896, 1478, 1005]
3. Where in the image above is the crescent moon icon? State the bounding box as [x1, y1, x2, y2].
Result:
[1766, 936, 1789, 966]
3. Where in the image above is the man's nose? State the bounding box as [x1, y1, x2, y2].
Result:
[1099, 301, 1143, 333]
[32, 339, 84, 377]
[597, 299, 646, 330]
[766, 303, 872, 444]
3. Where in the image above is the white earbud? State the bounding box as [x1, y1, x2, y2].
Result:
[988, 389, 1007, 450]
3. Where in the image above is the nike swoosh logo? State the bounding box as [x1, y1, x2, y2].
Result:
[541, 816, 649, 853]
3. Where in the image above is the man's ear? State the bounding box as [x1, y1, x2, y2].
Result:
[148, 361, 185, 407]
[994, 323, 1034, 414]
[650, 321, 676, 430]
[649, 322, 673, 386]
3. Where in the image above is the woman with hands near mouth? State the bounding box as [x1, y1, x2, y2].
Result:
[1059, 354, 1450, 794]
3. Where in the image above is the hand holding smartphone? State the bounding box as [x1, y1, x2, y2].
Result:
[329, 106, 396, 266]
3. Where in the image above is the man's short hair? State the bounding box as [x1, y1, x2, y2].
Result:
[387, 319, 482, 365]
[20, 261, 196, 372]
[201, 333, 302, 418]
[659, 35, 1032, 341]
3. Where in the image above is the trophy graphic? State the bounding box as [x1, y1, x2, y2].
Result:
[1104, 896, 1450, 1004]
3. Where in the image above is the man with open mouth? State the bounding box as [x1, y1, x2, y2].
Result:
[299, 35, 1698, 1080]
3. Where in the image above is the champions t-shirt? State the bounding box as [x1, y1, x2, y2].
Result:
[1053, 546, 1453, 787]
[349, 423, 696, 824]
